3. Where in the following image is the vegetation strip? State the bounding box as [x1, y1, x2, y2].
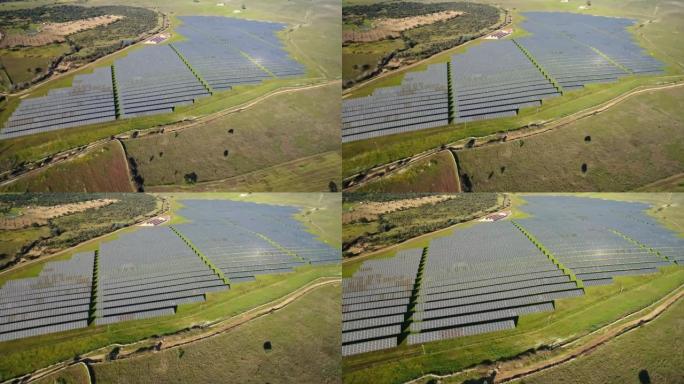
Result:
[512, 38, 564, 94]
[609, 229, 671, 262]
[446, 62, 455, 123]
[399, 247, 428, 344]
[111, 65, 121, 119]
[168, 43, 214, 95]
[511, 221, 583, 288]
[169, 226, 230, 285]
[88, 250, 99, 325]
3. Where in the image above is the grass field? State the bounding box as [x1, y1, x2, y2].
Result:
[91, 282, 341, 384]
[0, 43, 71, 88]
[147, 151, 341, 193]
[341, 0, 684, 180]
[513, 293, 684, 384]
[342, 39, 404, 85]
[342, 193, 684, 383]
[355, 150, 460, 192]
[33, 363, 90, 384]
[0, 141, 134, 192]
[122, 83, 340, 188]
[457, 85, 684, 191]
[0, 0, 340, 184]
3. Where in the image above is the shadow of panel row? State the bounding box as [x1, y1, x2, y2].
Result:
[115, 45, 211, 118]
[451, 40, 561, 123]
[518, 196, 675, 286]
[0, 252, 93, 342]
[0, 67, 115, 139]
[175, 200, 341, 267]
[409, 221, 583, 345]
[95, 227, 227, 325]
[341, 64, 450, 143]
[341, 248, 422, 356]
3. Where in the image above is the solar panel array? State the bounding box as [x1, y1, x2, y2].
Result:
[341, 12, 663, 142]
[451, 40, 560, 123]
[342, 64, 450, 143]
[342, 249, 422, 356]
[410, 222, 582, 344]
[173, 17, 303, 90]
[174, 200, 340, 280]
[0, 252, 93, 342]
[520, 13, 663, 77]
[518, 196, 677, 286]
[96, 227, 227, 325]
[0, 67, 116, 139]
[114, 45, 211, 118]
[1, 17, 305, 138]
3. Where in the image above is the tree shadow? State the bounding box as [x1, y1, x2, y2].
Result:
[638, 369, 651, 384]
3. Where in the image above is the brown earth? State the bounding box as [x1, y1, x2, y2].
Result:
[343, 11, 462, 43]
[343, 194, 457, 224]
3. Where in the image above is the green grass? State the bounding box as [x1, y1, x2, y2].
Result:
[457, 85, 684, 191]
[147, 150, 342, 193]
[0, 263, 339, 381]
[33, 363, 90, 384]
[0, 225, 51, 268]
[343, 265, 684, 384]
[355, 150, 460, 192]
[91, 282, 341, 384]
[513, 292, 684, 384]
[343, 39, 404, 84]
[122, 83, 340, 188]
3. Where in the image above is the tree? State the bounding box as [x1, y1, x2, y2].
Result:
[184, 172, 198, 184]
[328, 181, 338, 192]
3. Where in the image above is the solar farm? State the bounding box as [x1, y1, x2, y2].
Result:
[0, 199, 339, 342]
[341, 196, 682, 356]
[341, 12, 663, 142]
[0, 16, 304, 139]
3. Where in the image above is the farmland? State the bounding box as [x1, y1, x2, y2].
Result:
[341, 194, 683, 383]
[342, 0, 684, 191]
[0, 0, 340, 192]
[0, 193, 341, 381]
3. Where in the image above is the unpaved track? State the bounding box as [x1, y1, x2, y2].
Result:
[0, 80, 338, 189]
[344, 79, 684, 191]
[14, 277, 341, 384]
[402, 283, 684, 384]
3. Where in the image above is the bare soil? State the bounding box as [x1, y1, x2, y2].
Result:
[343, 195, 456, 224]
[343, 11, 462, 43]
